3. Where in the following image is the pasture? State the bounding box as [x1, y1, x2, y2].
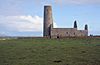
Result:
[0, 37, 100, 65]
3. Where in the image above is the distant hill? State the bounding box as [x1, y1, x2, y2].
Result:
[0, 33, 7, 37]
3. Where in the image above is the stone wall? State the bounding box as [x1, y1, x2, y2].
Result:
[51, 28, 77, 38]
[51, 28, 88, 38]
[76, 30, 88, 36]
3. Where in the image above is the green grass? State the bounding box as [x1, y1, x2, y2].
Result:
[0, 38, 100, 65]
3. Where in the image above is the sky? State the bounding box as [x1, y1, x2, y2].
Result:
[0, 0, 100, 36]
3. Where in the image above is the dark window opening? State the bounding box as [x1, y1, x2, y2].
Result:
[74, 33, 75, 35]
[66, 32, 68, 34]
[57, 34, 59, 38]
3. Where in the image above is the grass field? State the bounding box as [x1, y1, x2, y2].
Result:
[0, 38, 100, 65]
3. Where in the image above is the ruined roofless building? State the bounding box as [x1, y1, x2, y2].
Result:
[43, 5, 88, 38]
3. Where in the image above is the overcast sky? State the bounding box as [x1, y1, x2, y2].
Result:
[0, 0, 100, 36]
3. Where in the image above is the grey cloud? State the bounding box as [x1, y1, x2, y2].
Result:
[1, 0, 99, 16]
[30, 0, 100, 5]
[55, 0, 100, 5]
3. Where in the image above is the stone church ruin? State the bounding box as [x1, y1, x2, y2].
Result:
[43, 5, 88, 38]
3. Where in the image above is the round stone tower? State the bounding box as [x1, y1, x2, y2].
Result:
[43, 5, 53, 37]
